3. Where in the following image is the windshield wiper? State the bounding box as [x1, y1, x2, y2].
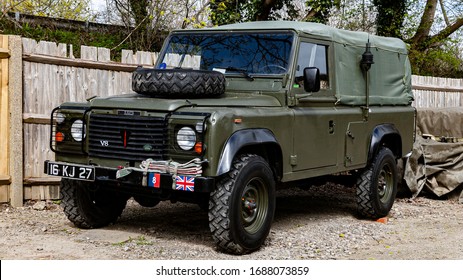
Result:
[225, 67, 255, 81]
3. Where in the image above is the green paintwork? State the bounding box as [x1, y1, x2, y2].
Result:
[53, 21, 415, 188]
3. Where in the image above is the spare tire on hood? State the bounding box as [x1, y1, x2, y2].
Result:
[132, 68, 226, 98]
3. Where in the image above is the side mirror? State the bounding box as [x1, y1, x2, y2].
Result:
[303, 67, 320, 92]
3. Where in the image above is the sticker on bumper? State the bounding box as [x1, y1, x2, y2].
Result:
[148, 173, 161, 188]
[175, 176, 195, 192]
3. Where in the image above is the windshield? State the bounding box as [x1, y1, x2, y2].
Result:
[159, 32, 294, 75]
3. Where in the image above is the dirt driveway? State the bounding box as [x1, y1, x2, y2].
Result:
[1, 184, 462, 260]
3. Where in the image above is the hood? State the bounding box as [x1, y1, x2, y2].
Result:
[89, 93, 282, 112]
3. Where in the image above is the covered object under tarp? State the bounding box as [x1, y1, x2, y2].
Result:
[404, 108, 463, 202]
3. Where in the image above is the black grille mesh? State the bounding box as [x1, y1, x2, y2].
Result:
[88, 113, 167, 161]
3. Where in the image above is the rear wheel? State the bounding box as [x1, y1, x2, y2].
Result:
[356, 147, 398, 218]
[60, 179, 128, 229]
[209, 154, 275, 254]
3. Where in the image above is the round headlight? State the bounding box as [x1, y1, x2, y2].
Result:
[71, 120, 86, 142]
[55, 113, 66, 124]
[176, 127, 196, 151]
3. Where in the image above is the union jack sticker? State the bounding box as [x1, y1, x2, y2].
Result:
[175, 176, 195, 192]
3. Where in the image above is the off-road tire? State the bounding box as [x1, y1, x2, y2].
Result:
[60, 179, 128, 229]
[132, 68, 226, 97]
[209, 154, 276, 254]
[356, 147, 398, 219]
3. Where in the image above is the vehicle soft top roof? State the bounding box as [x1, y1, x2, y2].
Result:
[209, 21, 408, 54]
[209, 21, 413, 106]
[171, 21, 413, 106]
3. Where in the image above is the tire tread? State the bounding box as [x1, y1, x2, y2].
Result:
[209, 154, 274, 255]
[132, 68, 226, 97]
[356, 147, 397, 219]
[60, 179, 126, 229]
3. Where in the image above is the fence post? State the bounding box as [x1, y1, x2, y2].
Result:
[0, 35, 23, 206]
[0, 35, 10, 202]
[9, 35, 23, 207]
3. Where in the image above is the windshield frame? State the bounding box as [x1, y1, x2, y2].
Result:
[156, 30, 297, 78]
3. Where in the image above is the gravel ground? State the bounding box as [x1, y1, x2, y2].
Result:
[1, 184, 462, 260]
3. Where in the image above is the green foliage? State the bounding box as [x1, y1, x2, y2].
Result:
[2, 0, 95, 21]
[409, 41, 463, 78]
[373, 0, 407, 38]
[209, 0, 340, 25]
[207, 0, 463, 78]
[374, 0, 463, 77]
[0, 0, 133, 60]
[0, 17, 130, 60]
[2, 0, 462, 78]
[209, 0, 249, 25]
[305, 0, 341, 23]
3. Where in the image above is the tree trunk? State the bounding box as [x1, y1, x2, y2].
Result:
[410, 0, 438, 46]
[373, 0, 406, 38]
[256, 0, 277, 21]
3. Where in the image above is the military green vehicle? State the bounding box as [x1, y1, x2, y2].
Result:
[45, 21, 415, 254]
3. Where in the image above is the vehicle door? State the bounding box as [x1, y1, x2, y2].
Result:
[290, 40, 338, 171]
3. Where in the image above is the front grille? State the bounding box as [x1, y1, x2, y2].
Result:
[88, 113, 168, 161]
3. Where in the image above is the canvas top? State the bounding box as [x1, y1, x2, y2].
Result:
[171, 21, 413, 106]
[209, 21, 408, 54]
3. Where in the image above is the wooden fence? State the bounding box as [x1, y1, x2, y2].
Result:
[0, 35, 462, 205]
[20, 38, 160, 204]
[0, 35, 22, 205]
[1, 36, 159, 205]
[0, 36, 9, 201]
[412, 76, 463, 108]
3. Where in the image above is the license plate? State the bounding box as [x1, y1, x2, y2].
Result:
[46, 162, 95, 181]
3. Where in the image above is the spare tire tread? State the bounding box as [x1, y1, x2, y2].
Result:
[132, 68, 226, 97]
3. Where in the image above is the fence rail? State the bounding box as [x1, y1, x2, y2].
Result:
[0, 36, 462, 204]
[412, 75, 463, 108]
[20, 38, 157, 203]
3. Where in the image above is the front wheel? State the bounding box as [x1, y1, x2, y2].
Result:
[209, 154, 276, 254]
[356, 147, 398, 219]
[60, 179, 128, 229]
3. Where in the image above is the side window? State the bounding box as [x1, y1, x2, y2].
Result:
[294, 42, 329, 90]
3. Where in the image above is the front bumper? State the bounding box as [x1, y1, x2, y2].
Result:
[44, 160, 215, 193]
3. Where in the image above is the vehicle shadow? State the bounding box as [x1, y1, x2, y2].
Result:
[274, 183, 357, 222]
[99, 183, 358, 248]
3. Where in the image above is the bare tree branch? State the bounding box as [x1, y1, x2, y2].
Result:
[111, 13, 149, 51]
[303, 9, 317, 21]
[193, 0, 211, 21]
[439, 0, 450, 25]
[428, 16, 463, 48]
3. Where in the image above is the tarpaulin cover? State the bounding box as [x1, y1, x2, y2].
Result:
[404, 108, 463, 201]
[416, 107, 463, 138]
[404, 136, 463, 200]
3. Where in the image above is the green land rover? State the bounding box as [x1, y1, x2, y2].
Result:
[45, 21, 415, 254]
